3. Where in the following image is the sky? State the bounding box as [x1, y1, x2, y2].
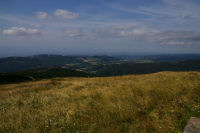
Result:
[0, 0, 200, 57]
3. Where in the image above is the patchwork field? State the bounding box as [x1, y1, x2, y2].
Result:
[0, 72, 200, 133]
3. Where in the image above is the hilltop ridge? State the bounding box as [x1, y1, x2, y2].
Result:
[0, 71, 200, 132]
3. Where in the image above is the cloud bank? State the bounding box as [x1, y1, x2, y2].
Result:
[54, 9, 79, 19]
[36, 11, 47, 19]
[1, 0, 200, 55]
[2, 27, 41, 36]
[63, 29, 84, 37]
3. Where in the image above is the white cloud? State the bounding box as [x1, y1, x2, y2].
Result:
[150, 30, 200, 45]
[2, 27, 41, 36]
[107, 4, 155, 16]
[91, 24, 200, 45]
[92, 24, 158, 38]
[36, 11, 47, 19]
[107, 0, 200, 22]
[63, 29, 84, 37]
[54, 9, 79, 19]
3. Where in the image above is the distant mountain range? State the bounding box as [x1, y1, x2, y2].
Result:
[97, 60, 200, 76]
[0, 54, 200, 84]
[0, 54, 123, 72]
[118, 54, 200, 62]
[1, 54, 200, 73]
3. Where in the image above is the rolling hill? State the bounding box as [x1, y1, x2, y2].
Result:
[97, 60, 200, 76]
[0, 71, 200, 133]
[0, 55, 122, 72]
[0, 67, 94, 84]
[1, 59, 200, 84]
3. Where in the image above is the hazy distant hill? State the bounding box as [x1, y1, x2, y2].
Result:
[1, 54, 200, 73]
[1, 54, 200, 84]
[97, 60, 200, 76]
[0, 55, 122, 72]
[120, 54, 200, 62]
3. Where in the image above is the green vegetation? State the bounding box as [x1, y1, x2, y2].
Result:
[0, 71, 200, 133]
[97, 60, 200, 76]
[1, 54, 200, 73]
[1, 59, 200, 84]
[0, 68, 94, 84]
[0, 55, 122, 72]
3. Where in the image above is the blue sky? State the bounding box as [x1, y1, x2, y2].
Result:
[0, 0, 200, 57]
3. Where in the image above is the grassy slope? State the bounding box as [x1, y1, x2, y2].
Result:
[0, 72, 200, 133]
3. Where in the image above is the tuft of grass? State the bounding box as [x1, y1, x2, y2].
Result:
[0, 71, 200, 133]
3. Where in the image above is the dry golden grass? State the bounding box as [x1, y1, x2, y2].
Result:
[0, 71, 200, 133]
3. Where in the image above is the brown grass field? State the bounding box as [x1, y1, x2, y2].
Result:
[0, 71, 200, 133]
